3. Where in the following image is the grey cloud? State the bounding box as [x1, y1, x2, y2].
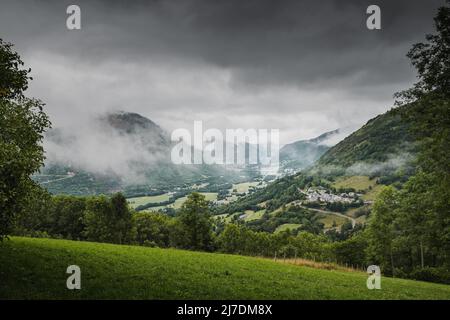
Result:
[1, 0, 443, 88]
[0, 0, 445, 149]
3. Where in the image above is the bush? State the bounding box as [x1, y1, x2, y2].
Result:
[408, 267, 450, 285]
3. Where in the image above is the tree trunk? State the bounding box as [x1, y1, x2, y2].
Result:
[390, 249, 395, 277]
[420, 240, 424, 269]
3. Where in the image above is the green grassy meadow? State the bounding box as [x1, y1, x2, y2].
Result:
[128, 192, 218, 211]
[332, 176, 376, 191]
[242, 209, 266, 222]
[1, 237, 450, 300]
[127, 193, 171, 209]
[231, 182, 260, 194]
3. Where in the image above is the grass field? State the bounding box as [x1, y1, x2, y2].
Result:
[274, 223, 301, 233]
[361, 184, 384, 201]
[332, 175, 384, 202]
[127, 194, 171, 209]
[242, 209, 266, 222]
[131, 192, 218, 211]
[231, 182, 260, 194]
[2, 237, 450, 299]
[332, 176, 376, 191]
[316, 213, 348, 229]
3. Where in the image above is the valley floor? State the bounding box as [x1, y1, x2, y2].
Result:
[1, 237, 449, 300]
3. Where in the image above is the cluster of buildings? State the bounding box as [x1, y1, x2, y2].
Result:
[300, 187, 359, 204]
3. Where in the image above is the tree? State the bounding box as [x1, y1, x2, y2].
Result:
[395, 2, 450, 104]
[1, 39, 51, 240]
[133, 211, 171, 247]
[0, 39, 31, 100]
[12, 182, 52, 236]
[363, 2, 450, 282]
[177, 192, 213, 251]
[49, 196, 87, 240]
[391, 1, 450, 272]
[217, 223, 245, 254]
[333, 233, 368, 267]
[83, 193, 134, 244]
[366, 187, 398, 275]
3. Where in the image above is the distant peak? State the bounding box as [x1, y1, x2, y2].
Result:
[307, 129, 340, 144]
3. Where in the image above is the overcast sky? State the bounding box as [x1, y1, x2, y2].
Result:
[0, 0, 444, 144]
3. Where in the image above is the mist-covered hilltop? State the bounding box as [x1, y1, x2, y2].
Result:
[37, 111, 350, 196]
[36, 111, 260, 195]
[279, 129, 341, 172]
[311, 106, 417, 182]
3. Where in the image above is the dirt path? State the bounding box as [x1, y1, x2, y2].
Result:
[300, 205, 356, 228]
[38, 174, 75, 185]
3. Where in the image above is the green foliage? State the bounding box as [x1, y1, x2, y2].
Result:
[245, 205, 324, 234]
[133, 211, 171, 247]
[395, 3, 450, 104]
[214, 174, 310, 215]
[49, 196, 87, 240]
[177, 192, 214, 251]
[332, 233, 368, 267]
[0, 97, 50, 239]
[83, 193, 134, 244]
[364, 2, 450, 282]
[365, 187, 398, 275]
[0, 39, 31, 100]
[217, 223, 332, 260]
[0, 39, 51, 239]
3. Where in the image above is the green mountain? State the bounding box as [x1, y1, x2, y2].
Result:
[311, 107, 417, 180]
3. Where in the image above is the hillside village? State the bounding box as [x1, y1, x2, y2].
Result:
[300, 187, 360, 204]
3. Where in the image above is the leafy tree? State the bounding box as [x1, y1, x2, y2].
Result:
[177, 192, 213, 251]
[333, 233, 368, 267]
[0, 39, 31, 100]
[49, 196, 87, 240]
[217, 223, 246, 254]
[365, 187, 398, 275]
[12, 182, 52, 236]
[363, 2, 450, 282]
[0, 39, 51, 240]
[133, 211, 171, 247]
[83, 193, 134, 244]
[0, 98, 50, 240]
[395, 2, 450, 104]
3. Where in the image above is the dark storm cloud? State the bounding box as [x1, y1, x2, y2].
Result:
[1, 0, 443, 88]
[0, 0, 445, 147]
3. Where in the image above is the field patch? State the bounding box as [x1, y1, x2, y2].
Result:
[317, 213, 348, 229]
[170, 192, 218, 209]
[332, 176, 376, 191]
[242, 209, 266, 222]
[275, 223, 302, 233]
[127, 194, 171, 209]
[230, 182, 260, 194]
[361, 184, 384, 201]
